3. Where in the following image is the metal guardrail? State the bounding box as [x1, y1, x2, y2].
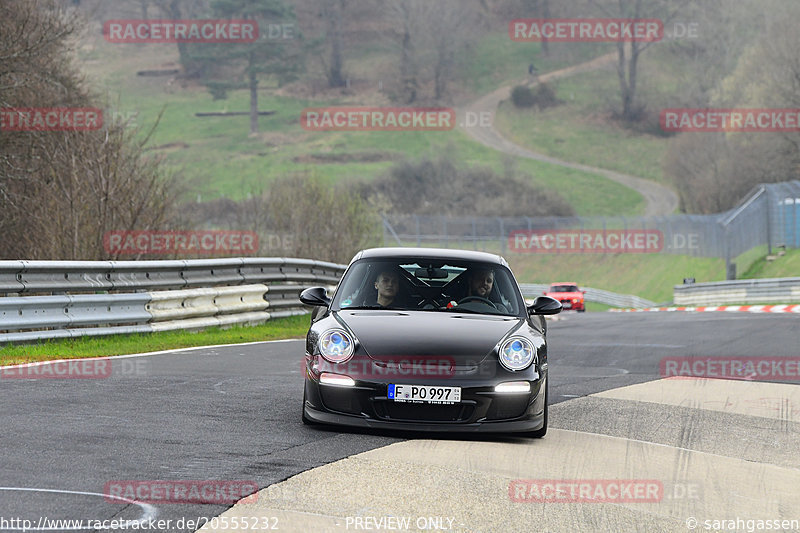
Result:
[518, 284, 655, 309]
[674, 277, 800, 306]
[0, 258, 670, 343]
[0, 259, 347, 344]
[0, 258, 344, 294]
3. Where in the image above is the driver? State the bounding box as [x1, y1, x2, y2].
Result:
[454, 267, 509, 312]
[468, 268, 494, 298]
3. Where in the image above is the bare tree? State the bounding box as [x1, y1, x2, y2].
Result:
[266, 174, 380, 263]
[520, 0, 551, 54]
[664, 0, 800, 213]
[153, 0, 213, 79]
[0, 0, 182, 259]
[588, 0, 691, 122]
[318, 0, 348, 88]
[386, 0, 483, 103]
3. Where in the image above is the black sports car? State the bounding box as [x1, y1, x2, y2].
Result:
[299, 247, 562, 437]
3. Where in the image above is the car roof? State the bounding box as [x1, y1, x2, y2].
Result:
[550, 282, 579, 286]
[352, 247, 508, 266]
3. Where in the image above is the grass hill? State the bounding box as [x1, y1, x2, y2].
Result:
[77, 24, 785, 304]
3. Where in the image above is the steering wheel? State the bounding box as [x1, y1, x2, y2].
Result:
[456, 296, 498, 309]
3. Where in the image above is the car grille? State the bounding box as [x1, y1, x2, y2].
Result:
[320, 388, 362, 415]
[373, 400, 475, 423]
[484, 396, 529, 420]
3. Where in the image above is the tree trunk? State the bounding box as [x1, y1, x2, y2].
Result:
[626, 43, 641, 120]
[541, 0, 550, 55]
[613, 0, 648, 122]
[400, 23, 417, 104]
[166, 0, 202, 79]
[249, 69, 259, 135]
[616, 41, 640, 121]
[327, 0, 346, 87]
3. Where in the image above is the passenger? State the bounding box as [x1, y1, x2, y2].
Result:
[374, 269, 400, 307]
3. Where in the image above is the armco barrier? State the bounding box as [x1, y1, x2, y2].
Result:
[0, 258, 347, 344]
[674, 277, 800, 306]
[0, 258, 345, 294]
[0, 258, 672, 343]
[519, 284, 655, 309]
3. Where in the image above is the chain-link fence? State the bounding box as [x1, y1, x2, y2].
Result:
[380, 181, 800, 280]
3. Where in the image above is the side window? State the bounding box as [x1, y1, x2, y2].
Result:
[494, 272, 518, 314]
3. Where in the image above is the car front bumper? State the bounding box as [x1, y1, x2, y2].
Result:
[302, 357, 547, 433]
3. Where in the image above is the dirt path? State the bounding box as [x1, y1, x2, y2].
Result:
[458, 53, 679, 216]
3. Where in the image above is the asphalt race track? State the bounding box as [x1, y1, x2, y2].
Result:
[1, 313, 799, 533]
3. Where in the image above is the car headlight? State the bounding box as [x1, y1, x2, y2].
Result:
[499, 336, 536, 371]
[319, 329, 354, 363]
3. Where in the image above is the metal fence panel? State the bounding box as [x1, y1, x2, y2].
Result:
[380, 182, 800, 273]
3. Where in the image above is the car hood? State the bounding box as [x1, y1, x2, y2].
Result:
[336, 310, 522, 363]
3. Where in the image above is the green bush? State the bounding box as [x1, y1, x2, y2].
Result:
[531, 83, 560, 109]
[511, 85, 536, 108]
[511, 83, 561, 110]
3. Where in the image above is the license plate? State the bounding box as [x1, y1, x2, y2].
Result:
[388, 384, 461, 404]
[562, 301, 572, 308]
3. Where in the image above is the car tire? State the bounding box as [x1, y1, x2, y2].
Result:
[528, 381, 548, 438]
[578, 308, 586, 313]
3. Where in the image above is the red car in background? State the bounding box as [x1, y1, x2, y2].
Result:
[544, 282, 586, 312]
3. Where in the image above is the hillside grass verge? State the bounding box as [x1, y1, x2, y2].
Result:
[0, 314, 308, 365]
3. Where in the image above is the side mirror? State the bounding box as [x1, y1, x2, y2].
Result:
[527, 295, 562, 315]
[300, 286, 331, 307]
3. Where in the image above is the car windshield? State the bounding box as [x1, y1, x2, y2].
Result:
[332, 259, 523, 316]
[551, 285, 579, 293]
